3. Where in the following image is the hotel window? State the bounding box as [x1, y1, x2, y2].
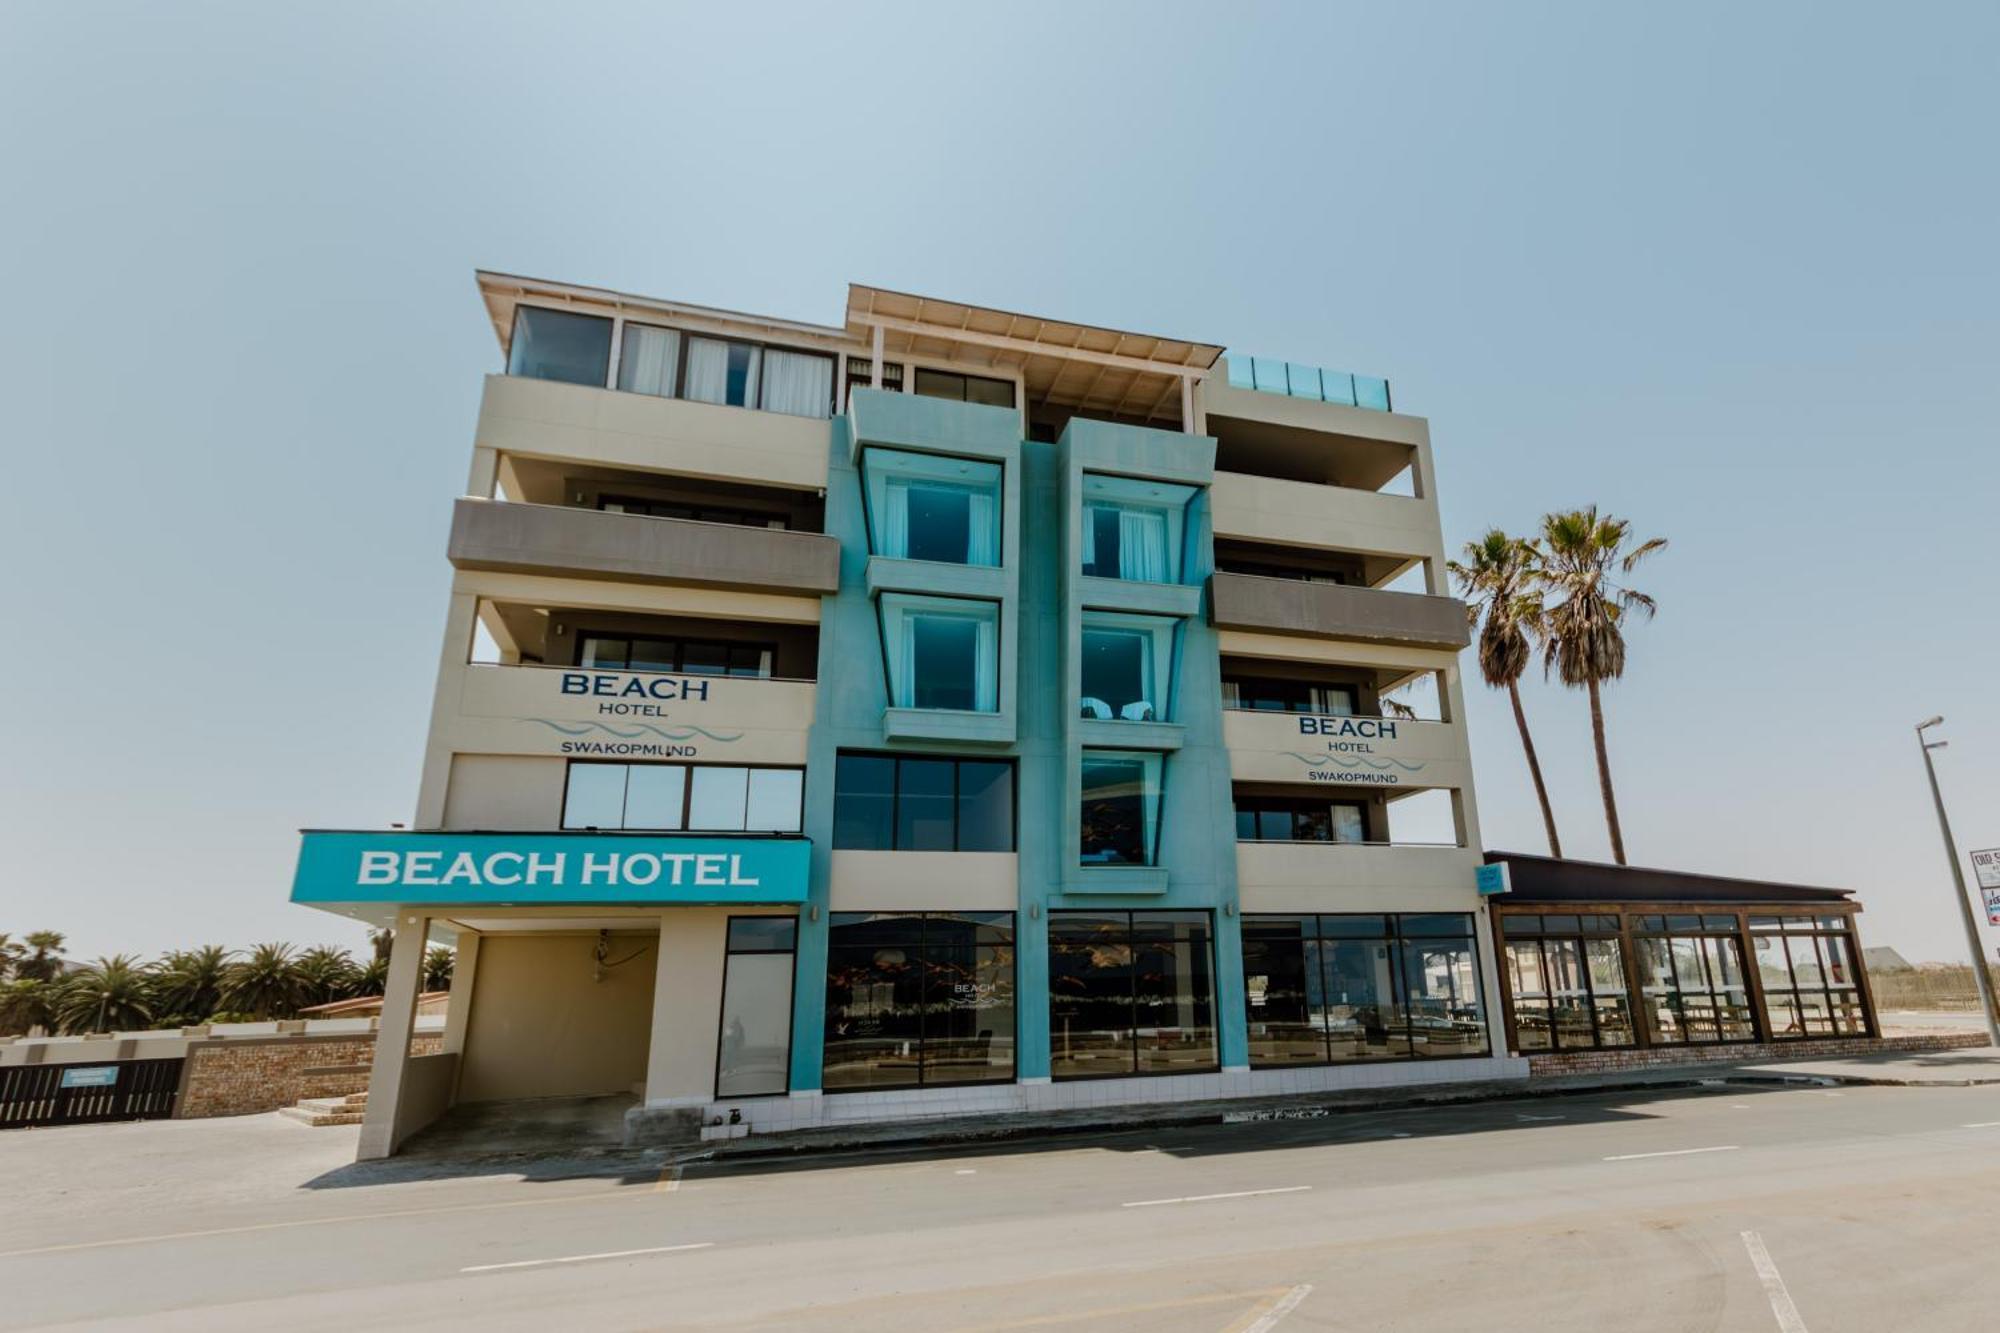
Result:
[830, 754, 1014, 852]
[716, 917, 797, 1097]
[1500, 915, 1635, 1052]
[507, 306, 613, 386]
[596, 495, 788, 530]
[560, 762, 803, 833]
[1750, 915, 1868, 1039]
[913, 367, 1016, 408]
[1078, 751, 1163, 866]
[878, 594, 999, 712]
[822, 912, 1016, 1091]
[579, 633, 773, 678]
[1079, 613, 1178, 722]
[1079, 474, 1195, 584]
[1241, 914, 1489, 1067]
[861, 449, 1001, 566]
[1233, 795, 1366, 844]
[1220, 678, 1358, 715]
[1049, 911, 1217, 1078]
[1631, 915, 1756, 1045]
[683, 335, 762, 409]
[846, 359, 904, 401]
[614, 323, 681, 398]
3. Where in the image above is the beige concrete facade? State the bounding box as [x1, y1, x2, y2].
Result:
[455, 932, 658, 1103]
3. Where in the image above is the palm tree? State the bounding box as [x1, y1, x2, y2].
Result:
[15, 931, 67, 983]
[294, 946, 361, 1008]
[54, 956, 154, 1034]
[353, 956, 389, 997]
[0, 978, 57, 1035]
[219, 943, 303, 1020]
[152, 946, 234, 1024]
[1537, 506, 1667, 865]
[423, 947, 455, 993]
[1449, 529, 1563, 858]
[0, 933, 24, 981]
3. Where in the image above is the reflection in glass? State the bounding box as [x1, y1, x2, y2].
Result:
[1079, 751, 1162, 865]
[508, 306, 613, 386]
[717, 952, 794, 1096]
[1050, 912, 1216, 1078]
[823, 913, 1016, 1090]
[862, 449, 1001, 566]
[880, 594, 999, 713]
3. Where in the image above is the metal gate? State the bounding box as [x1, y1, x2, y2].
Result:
[0, 1058, 184, 1128]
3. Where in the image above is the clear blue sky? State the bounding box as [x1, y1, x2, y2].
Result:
[3, 1, 1994, 966]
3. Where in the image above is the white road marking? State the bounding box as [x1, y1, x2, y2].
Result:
[1239, 1283, 1314, 1332]
[1122, 1186, 1312, 1209]
[1962, 1121, 2000, 1128]
[955, 1169, 978, 1175]
[1741, 1230, 1809, 1332]
[1515, 1114, 1566, 1122]
[1602, 1145, 1741, 1162]
[461, 1241, 714, 1274]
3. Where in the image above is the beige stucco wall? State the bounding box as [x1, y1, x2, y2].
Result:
[442, 754, 565, 830]
[827, 851, 1018, 911]
[643, 906, 797, 1105]
[455, 932, 658, 1103]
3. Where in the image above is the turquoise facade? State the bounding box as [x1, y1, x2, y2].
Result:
[788, 392, 1248, 1090]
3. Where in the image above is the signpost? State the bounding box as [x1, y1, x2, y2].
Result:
[1476, 862, 1512, 897]
[58, 1066, 118, 1089]
[1974, 848, 2000, 927]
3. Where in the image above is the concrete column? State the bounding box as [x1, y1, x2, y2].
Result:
[643, 911, 725, 1105]
[465, 445, 498, 499]
[1015, 906, 1051, 1080]
[414, 590, 479, 829]
[440, 932, 480, 1057]
[1214, 907, 1250, 1070]
[356, 912, 430, 1161]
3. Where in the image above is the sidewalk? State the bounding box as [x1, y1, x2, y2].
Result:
[676, 1042, 2000, 1165]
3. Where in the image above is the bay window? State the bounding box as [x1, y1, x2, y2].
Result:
[507, 306, 612, 386]
[1080, 474, 1194, 584]
[1079, 750, 1162, 866]
[861, 449, 1002, 566]
[1079, 613, 1177, 722]
[879, 595, 999, 712]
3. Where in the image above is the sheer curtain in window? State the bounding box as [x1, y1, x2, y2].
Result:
[761, 349, 833, 418]
[616, 325, 680, 397]
[974, 614, 998, 711]
[966, 490, 998, 565]
[883, 480, 913, 558]
[685, 338, 730, 404]
[1118, 509, 1169, 582]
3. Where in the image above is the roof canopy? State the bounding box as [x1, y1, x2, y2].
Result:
[1484, 852, 1856, 906]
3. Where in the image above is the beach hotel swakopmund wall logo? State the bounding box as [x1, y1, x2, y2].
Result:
[526, 670, 746, 759]
[1284, 713, 1428, 786]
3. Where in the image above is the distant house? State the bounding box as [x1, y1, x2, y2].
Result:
[296, 991, 450, 1020]
[1863, 946, 1914, 974]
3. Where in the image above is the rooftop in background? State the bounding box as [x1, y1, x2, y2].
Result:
[1227, 354, 1392, 413]
[1484, 851, 1856, 905]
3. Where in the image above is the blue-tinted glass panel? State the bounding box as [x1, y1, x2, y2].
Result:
[1284, 363, 1322, 400]
[895, 759, 956, 852]
[1251, 357, 1288, 392]
[832, 754, 895, 849]
[508, 307, 613, 386]
[1323, 371, 1357, 407]
[1354, 376, 1391, 411]
[955, 761, 1014, 852]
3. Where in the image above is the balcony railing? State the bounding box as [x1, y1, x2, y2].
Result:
[1227, 355, 1391, 412]
[1209, 572, 1468, 648]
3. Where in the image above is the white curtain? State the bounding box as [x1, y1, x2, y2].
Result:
[974, 614, 998, 711]
[684, 337, 730, 404]
[966, 489, 998, 565]
[894, 608, 918, 708]
[1118, 509, 1169, 582]
[761, 348, 832, 418]
[616, 325, 679, 397]
[883, 480, 912, 558]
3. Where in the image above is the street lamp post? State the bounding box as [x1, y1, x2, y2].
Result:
[1915, 716, 2000, 1047]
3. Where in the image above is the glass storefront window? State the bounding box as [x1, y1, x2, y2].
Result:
[879, 594, 999, 712]
[830, 754, 1015, 852]
[1751, 914, 1868, 1039]
[1629, 916, 1756, 1045]
[1050, 911, 1216, 1078]
[1079, 613, 1178, 722]
[1079, 474, 1194, 584]
[822, 913, 1016, 1091]
[1501, 916, 1636, 1052]
[716, 917, 796, 1097]
[861, 449, 1002, 567]
[507, 305, 612, 386]
[1243, 914, 1489, 1067]
[1079, 750, 1163, 866]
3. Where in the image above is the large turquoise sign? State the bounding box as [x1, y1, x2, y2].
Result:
[292, 832, 811, 906]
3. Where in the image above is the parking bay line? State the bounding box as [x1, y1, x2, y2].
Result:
[1602, 1145, 1741, 1162]
[462, 1241, 714, 1274]
[1741, 1230, 1809, 1332]
[1122, 1186, 1312, 1208]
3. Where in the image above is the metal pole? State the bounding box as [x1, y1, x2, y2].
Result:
[1916, 720, 2000, 1047]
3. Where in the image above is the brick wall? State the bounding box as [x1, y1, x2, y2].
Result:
[177, 1032, 443, 1118]
[1527, 1031, 1988, 1078]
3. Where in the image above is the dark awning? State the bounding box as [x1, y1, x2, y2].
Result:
[1483, 852, 1855, 906]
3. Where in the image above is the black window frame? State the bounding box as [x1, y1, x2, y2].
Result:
[912, 366, 1017, 408]
[506, 305, 614, 386]
[1748, 913, 1870, 1041]
[820, 911, 1018, 1093]
[1048, 909, 1220, 1081]
[1220, 677, 1360, 716]
[576, 631, 777, 679]
[1498, 917, 1637, 1053]
[713, 914, 800, 1100]
[595, 494, 790, 530]
[830, 753, 1017, 852]
[1232, 794, 1368, 844]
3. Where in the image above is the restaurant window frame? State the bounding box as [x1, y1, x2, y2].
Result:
[1749, 913, 1870, 1040]
[821, 911, 1017, 1092]
[1629, 914, 1758, 1046]
[1497, 914, 1637, 1053]
[1049, 910, 1219, 1080]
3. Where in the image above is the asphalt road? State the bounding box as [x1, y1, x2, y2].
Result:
[7, 1081, 2000, 1331]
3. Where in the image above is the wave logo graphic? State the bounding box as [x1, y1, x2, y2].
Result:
[528, 719, 745, 743]
[1283, 751, 1427, 774]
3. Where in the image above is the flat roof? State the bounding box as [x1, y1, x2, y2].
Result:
[1484, 851, 1856, 906]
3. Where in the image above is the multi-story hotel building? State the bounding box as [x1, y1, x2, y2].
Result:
[291, 271, 1529, 1158]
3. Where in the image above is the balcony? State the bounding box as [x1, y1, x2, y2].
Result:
[1225, 354, 1391, 413]
[475, 374, 833, 491]
[438, 662, 815, 767]
[1209, 471, 1438, 568]
[1208, 572, 1468, 649]
[448, 498, 840, 596]
[1222, 710, 1472, 791]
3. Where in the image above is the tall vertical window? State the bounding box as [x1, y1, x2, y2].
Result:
[1751, 915, 1867, 1039]
[861, 449, 1001, 566]
[615, 323, 682, 397]
[830, 754, 1014, 851]
[1049, 911, 1217, 1078]
[759, 347, 835, 418]
[560, 762, 803, 832]
[1078, 613, 1178, 722]
[822, 913, 1016, 1090]
[716, 917, 796, 1097]
[1499, 915, 1634, 1052]
[1079, 474, 1194, 584]
[1632, 915, 1755, 1045]
[1241, 914, 1489, 1067]
[684, 336, 763, 408]
[507, 307, 613, 386]
[1078, 751, 1163, 866]
[879, 595, 999, 712]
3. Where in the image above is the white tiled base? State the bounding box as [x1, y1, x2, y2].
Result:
[685, 1056, 1528, 1136]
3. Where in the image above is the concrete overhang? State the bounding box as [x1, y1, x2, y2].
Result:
[1208, 572, 1470, 650]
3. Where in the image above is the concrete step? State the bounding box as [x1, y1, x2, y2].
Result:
[294, 1094, 368, 1114]
[278, 1105, 365, 1127]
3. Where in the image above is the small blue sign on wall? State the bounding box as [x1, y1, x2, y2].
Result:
[1475, 863, 1512, 897]
[59, 1066, 119, 1089]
